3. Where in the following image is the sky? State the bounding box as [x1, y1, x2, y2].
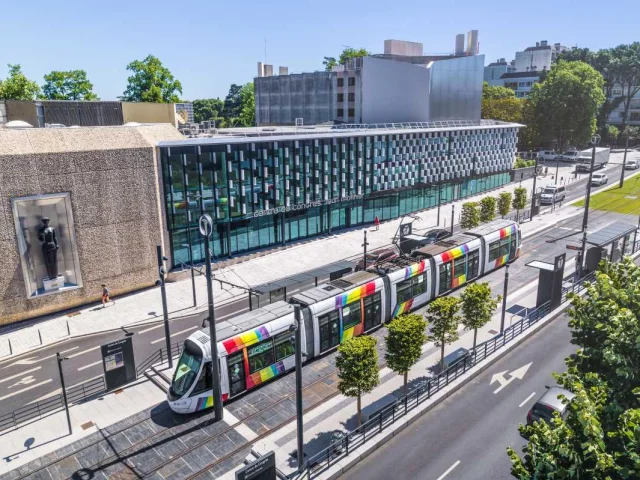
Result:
[2, 0, 638, 102]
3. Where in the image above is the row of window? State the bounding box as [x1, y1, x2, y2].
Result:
[438, 250, 480, 294]
[397, 273, 427, 304]
[246, 332, 296, 375]
[337, 77, 356, 87]
[337, 93, 356, 102]
[337, 108, 356, 118]
[488, 237, 516, 262]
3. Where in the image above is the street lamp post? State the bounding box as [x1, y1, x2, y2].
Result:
[156, 245, 172, 369]
[579, 134, 601, 278]
[619, 135, 630, 189]
[531, 155, 539, 219]
[450, 204, 455, 235]
[56, 353, 72, 435]
[436, 185, 441, 226]
[200, 214, 224, 421]
[187, 227, 196, 307]
[499, 264, 510, 334]
[294, 305, 304, 472]
[362, 231, 369, 269]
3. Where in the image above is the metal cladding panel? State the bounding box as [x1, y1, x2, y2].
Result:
[41, 101, 123, 126]
[428, 55, 484, 122]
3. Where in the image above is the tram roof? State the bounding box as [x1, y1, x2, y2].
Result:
[464, 219, 517, 237]
[411, 234, 478, 258]
[291, 270, 381, 306]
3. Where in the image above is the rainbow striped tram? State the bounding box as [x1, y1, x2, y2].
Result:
[168, 219, 521, 414]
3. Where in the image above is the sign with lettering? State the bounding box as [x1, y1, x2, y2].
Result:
[101, 337, 136, 390]
[244, 195, 364, 219]
[235, 451, 276, 480]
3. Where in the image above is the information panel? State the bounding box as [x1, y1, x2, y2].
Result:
[235, 452, 276, 480]
[101, 337, 136, 390]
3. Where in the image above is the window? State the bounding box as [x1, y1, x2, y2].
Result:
[248, 339, 275, 374]
[172, 344, 202, 397]
[518, 82, 526, 88]
[337, 108, 344, 117]
[337, 78, 344, 87]
[342, 301, 362, 330]
[319, 311, 340, 352]
[274, 332, 295, 361]
[499, 237, 511, 257]
[348, 108, 355, 117]
[454, 256, 466, 279]
[337, 93, 344, 102]
[439, 262, 453, 294]
[489, 240, 501, 261]
[397, 273, 427, 305]
[348, 92, 355, 102]
[612, 89, 622, 96]
[468, 250, 480, 279]
[191, 362, 212, 395]
[348, 77, 356, 86]
[364, 292, 382, 331]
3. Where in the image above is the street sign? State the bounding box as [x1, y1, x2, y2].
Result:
[235, 451, 276, 480]
[101, 337, 136, 390]
[490, 362, 532, 394]
[199, 214, 213, 237]
[566, 244, 581, 251]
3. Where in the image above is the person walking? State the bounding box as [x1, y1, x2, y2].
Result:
[374, 215, 380, 231]
[101, 284, 113, 308]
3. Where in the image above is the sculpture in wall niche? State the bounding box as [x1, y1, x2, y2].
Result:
[38, 217, 59, 279]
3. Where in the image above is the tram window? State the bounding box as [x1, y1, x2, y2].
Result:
[364, 292, 382, 331]
[499, 238, 510, 257]
[274, 332, 295, 361]
[510, 236, 517, 255]
[397, 279, 413, 304]
[439, 262, 452, 294]
[468, 250, 480, 279]
[319, 311, 340, 352]
[342, 301, 362, 330]
[454, 256, 466, 279]
[191, 362, 212, 395]
[397, 274, 426, 304]
[248, 339, 275, 374]
[172, 345, 202, 398]
[489, 241, 500, 261]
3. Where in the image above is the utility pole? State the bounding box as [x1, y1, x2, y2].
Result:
[579, 135, 600, 278]
[56, 353, 72, 435]
[500, 264, 510, 334]
[619, 135, 629, 189]
[187, 226, 197, 307]
[450, 204, 455, 235]
[362, 231, 369, 269]
[156, 246, 172, 369]
[200, 214, 223, 421]
[531, 155, 539, 219]
[436, 186, 441, 226]
[294, 305, 304, 472]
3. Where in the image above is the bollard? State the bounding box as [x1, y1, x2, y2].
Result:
[8, 338, 12, 355]
[38, 329, 43, 345]
[66, 320, 71, 336]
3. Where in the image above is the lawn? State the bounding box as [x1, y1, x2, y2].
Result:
[573, 175, 640, 214]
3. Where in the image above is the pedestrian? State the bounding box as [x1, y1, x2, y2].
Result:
[374, 215, 380, 231]
[101, 284, 113, 308]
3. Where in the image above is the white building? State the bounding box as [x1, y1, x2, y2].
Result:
[607, 86, 640, 127]
[514, 41, 567, 73]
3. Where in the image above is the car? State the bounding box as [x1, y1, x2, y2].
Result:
[559, 150, 580, 162]
[354, 247, 398, 271]
[527, 386, 575, 425]
[591, 173, 608, 186]
[536, 150, 559, 162]
[540, 185, 566, 204]
[625, 159, 640, 170]
[422, 228, 451, 244]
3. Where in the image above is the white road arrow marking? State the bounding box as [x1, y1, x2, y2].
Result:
[2, 357, 40, 368]
[491, 362, 532, 394]
[8, 375, 37, 389]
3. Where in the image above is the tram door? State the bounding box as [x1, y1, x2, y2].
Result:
[227, 351, 246, 397]
[363, 292, 382, 331]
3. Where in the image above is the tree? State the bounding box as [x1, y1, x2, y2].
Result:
[481, 97, 524, 123]
[498, 192, 512, 218]
[0, 64, 40, 100]
[460, 202, 480, 229]
[42, 70, 98, 100]
[482, 81, 516, 100]
[426, 297, 461, 371]
[460, 283, 501, 349]
[222, 83, 243, 125]
[336, 336, 379, 426]
[323, 47, 370, 71]
[193, 98, 224, 124]
[528, 61, 605, 146]
[479, 196, 497, 223]
[606, 125, 620, 145]
[120, 55, 182, 103]
[238, 82, 255, 127]
[512, 187, 527, 222]
[612, 43, 640, 132]
[385, 313, 427, 396]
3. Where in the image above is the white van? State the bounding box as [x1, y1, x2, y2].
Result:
[537, 150, 559, 162]
[625, 158, 640, 170]
[540, 185, 566, 204]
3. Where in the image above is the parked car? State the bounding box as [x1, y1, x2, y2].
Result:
[354, 247, 398, 271]
[536, 150, 559, 161]
[422, 228, 451, 244]
[591, 173, 608, 186]
[625, 158, 640, 170]
[527, 386, 575, 426]
[540, 185, 566, 204]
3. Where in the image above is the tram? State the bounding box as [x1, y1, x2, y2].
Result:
[168, 219, 521, 413]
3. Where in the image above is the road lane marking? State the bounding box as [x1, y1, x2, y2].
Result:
[137, 324, 164, 334]
[491, 363, 532, 394]
[519, 392, 537, 408]
[0, 367, 41, 384]
[78, 360, 103, 371]
[150, 326, 198, 345]
[0, 379, 53, 401]
[436, 460, 461, 480]
[67, 346, 100, 359]
[60, 346, 79, 355]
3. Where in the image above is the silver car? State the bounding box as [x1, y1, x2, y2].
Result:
[591, 173, 608, 186]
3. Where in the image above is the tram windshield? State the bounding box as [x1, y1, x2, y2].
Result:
[171, 340, 203, 397]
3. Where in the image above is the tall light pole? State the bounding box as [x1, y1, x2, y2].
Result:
[200, 214, 223, 421]
[619, 134, 630, 189]
[362, 231, 369, 269]
[156, 246, 172, 369]
[56, 353, 72, 435]
[500, 264, 510, 334]
[294, 305, 304, 471]
[579, 134, 601, 278]
[450, 204, 455, 236]
[531, 155, 539, 219]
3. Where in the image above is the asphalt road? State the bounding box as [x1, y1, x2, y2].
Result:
[341, 312, 575, 480]
[0, 158, 636, 419]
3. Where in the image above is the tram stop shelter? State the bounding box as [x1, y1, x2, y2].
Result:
[248, 260, 354, 309]
[580, 223, 637, 273]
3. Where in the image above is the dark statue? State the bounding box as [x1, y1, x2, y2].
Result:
[38, 217, 59, 280]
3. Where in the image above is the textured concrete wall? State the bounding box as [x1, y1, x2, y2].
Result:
[121, 102, 177, 127]
[5, 100, 39, 127]
[0, 124, 182, 325]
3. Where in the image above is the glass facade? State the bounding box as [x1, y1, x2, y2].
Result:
[159, 125, 518, 266]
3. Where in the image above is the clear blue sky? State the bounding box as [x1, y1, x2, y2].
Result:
[2, 0, 637, 101]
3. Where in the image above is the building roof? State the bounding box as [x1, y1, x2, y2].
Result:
[499, 71, 542, 79]
[523, 45, 552, 52]
[487, 61, 508, 67]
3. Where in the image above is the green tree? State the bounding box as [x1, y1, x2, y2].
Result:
[42, 70, 98, 100]
[460, 282, 501, 349]
[385, 313, 427, 396]
[426, 297, 461, 371]
[0, 64, 40, 100]
[528, 61, 605, 146]
[481, 97, 524, 123]
[192, 98, 225, 126]
[460, 202, 480, 229]
[606, 125, 620, 145]
[479, 196, 497, 223]
[222, 83, 243, 125]
[497, 192, 512, 218]
[323, 47, 370, 71]
[612, 43, 640, 132]
[238, 82, 255, 127]
[120, 55, 182, 103]
[336, 336, 379, 426]
[512, 187, 527, 222]
[482, 81, 516, 100]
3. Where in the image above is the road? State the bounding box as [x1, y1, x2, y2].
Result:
[341, 312, 575, 480]
[0, 158, 636, 419]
